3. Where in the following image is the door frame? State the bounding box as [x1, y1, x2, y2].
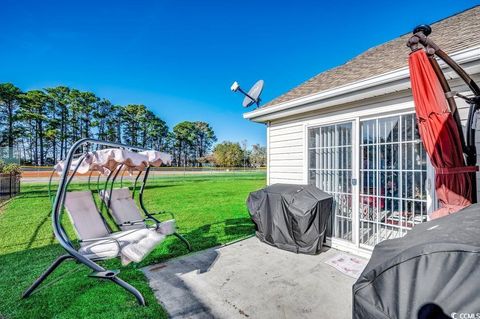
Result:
[303, 103, 435, 257]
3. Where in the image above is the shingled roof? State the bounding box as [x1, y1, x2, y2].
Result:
[264, 5, 480, 108]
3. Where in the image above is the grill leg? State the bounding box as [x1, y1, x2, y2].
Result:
[22, 254, 73, 298]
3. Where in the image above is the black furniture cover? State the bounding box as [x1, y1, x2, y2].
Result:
[353, 203, 480, 319]
[246, 184, 333, 255]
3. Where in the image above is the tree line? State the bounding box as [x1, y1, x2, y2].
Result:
[212, 142, 266, 168]
[0, 83, 217, 166]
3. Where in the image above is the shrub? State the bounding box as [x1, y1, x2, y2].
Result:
[0, 160, 22, 175]
[213, 141, 244, 167]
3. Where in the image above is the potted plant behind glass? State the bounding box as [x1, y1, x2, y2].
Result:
[0, 160, 21, 199]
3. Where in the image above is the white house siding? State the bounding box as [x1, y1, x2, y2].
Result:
[267, 123, 305, 184]
[266, 73, 480, 201]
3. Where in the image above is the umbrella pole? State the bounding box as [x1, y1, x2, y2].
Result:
[432, 50, 479, 204]
[427, 54, 478, 203]
[427, 55, 469, 156]
[434, 50, 480, 165]
[435, 49, 480, 95]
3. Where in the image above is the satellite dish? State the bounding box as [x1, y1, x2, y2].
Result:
[242, 80, 264, 108]
[230, 80, 264, 108]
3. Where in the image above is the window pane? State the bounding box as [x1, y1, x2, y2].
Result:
[309, 149, 319, 170]
[361, 120, 376, 144]
[308, 128, 320, 148]
[308, 169, 317, 186]
[402, 114, 414, 141]
[308, 122, 352, 242]
[414, 142, 427, 171]
[378, 116, 399, 143]
[402, 143, 413, 170]
[379, 144, 399, 170]
[360, 113, 428, 248]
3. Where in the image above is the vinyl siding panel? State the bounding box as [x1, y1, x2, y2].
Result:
[268, 123, 304, 185]
[270, 178, 305, 184]
[269, 160, 303, 167]
[455, 90, 480, 202]
[269, 166, 303, 174]
[269, 139, 303, 148]
[269, 146, 303, 155]
[270, 153, 303, 161]
[269, 125, 304, 136]
[269, 131, 304, 141]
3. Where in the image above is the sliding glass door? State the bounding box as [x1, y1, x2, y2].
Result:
[308, 113, 430, 249]
[308, 122, 354, 242]
[358, 114, 428, 247]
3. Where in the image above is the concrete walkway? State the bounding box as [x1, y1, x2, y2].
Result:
[143, 237, 357, 319]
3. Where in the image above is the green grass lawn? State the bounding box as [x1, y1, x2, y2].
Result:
[0, 172, 265, 319]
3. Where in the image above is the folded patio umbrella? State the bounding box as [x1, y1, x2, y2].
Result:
[409, 49, 476, 219]
[407, 25, 480, 219]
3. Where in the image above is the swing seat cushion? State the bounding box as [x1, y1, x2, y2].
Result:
[101, 188, 177, 235]
[100, 188, 146, 231]
[79, 228, 165, 262]
[64, 191, 111, 239]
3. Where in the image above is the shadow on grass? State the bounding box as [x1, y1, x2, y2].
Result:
[139, 217, 255, 267]
[140, 184, 181, 191]
[26, 210, 52, 250]
[223, 217, 254, 236]
[12, 191, 51, 199]
[0, 216, 255, 318]
[0, 243, 166, 319]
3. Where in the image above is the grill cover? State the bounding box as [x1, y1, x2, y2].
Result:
[353, 203, 480, 318]
[246, 184, 333, 255]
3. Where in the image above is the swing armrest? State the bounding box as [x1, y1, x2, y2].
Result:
[118, 218, 160, 230]
[143, 218, 160, 229]
[80, 236, 119, 243]
[79, 236, 122, 256]
[118, 219, 146, 226]
[149, 210, 175, 220]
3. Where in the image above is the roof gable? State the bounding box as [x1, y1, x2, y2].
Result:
[264, 6, 480, 108]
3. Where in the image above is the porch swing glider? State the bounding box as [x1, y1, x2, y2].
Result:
[22, 138, 191, 306]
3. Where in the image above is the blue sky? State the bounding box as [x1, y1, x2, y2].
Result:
[1, 0, 477, 146]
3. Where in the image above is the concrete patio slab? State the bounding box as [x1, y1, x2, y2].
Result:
[143, 237, 358, 319]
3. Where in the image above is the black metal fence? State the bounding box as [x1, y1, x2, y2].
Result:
[0, 173, 20, 202]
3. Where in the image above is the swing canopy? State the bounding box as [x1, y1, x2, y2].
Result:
[54, 148, 172, 175]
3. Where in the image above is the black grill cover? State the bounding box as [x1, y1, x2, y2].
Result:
[246, 184, 333, 255]
[353, 204, 480, 319]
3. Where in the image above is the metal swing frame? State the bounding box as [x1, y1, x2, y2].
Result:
[99, 159, 191, 249]
[22, 138, 190, 305]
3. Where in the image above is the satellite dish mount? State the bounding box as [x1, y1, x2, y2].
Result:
[231, 80, 264, 108]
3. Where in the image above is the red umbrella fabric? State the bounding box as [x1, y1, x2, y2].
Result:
[408, 49, 476, 219]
